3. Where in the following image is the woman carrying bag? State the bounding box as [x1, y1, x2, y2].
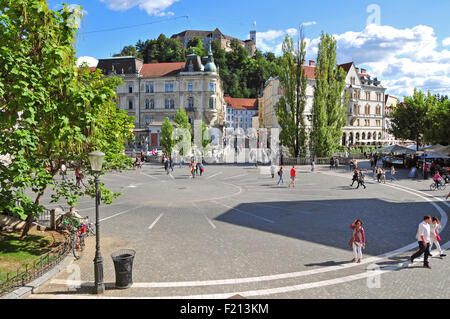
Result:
[349, 219, 366, 263]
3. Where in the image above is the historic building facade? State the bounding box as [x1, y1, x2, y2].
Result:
[224, 96, 259, 131]
[97, 47, 225, 151]
[261, 61, 388, 147]
[171, 28, 256, 56]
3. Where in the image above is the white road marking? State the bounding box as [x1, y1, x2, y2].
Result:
[207, 172, 223, 180]
[192, 202, 216, 230]
[213, 201, 275, 224]
[100, 208, 138, 222]
[148, 214, 164, 230]
[34, 169, 449, 299]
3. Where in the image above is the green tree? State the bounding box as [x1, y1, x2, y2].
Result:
[310, 32, 348, 158]
[136, 35, 184, 63]
[424, 96, 450, 145]
[275, 33, 308, 157]
[160, 118, 175, 155]
[174, 108, 192, 157]
[113, 45, 142, 59]
[389, 89, 435, 150]
[0, 1, 134, 238]
[186, 37, 206, 57]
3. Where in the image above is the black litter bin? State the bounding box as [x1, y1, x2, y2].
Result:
[111, 249, 135, 289]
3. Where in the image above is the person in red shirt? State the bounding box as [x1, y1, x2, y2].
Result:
[289, 166, 296, 188]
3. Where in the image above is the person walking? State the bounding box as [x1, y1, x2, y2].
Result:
[410, 215, 432, 269]
[356, 170, 366, 189]
[390, 166, 396, 182]
[288, 166, 296, 188]
[311, 159, 316, 172]
[60, 163, 67, 181]
[330, 158, 334, 170]
[380, 168, 386, 184]
[429, 217, 446, 258]
[270, 163, 276, 179]
[334, 158, 339, 170]
[191, 161, 196, 179]
[350, 219, 366, 263]
[277, 166, 284, 185]
[75, 167, 83, 187]
[350, 169, 359, 187]
[376, 166, 382, 183]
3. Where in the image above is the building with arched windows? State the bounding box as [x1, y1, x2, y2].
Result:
[261, 61, 387, 149]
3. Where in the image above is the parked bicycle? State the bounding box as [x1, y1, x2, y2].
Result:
[60, 215, 87, 260]
[430, 180, 447, 191]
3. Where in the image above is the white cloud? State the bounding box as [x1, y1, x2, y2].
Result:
[99, 0, 179, 16]
[301, 21, 317, 27]
[256, 29, 303, 55]
[76, 56, 98, 67]
[443, 37, 450, 47]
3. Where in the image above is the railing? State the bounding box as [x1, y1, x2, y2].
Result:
[0, 240, 70, 296]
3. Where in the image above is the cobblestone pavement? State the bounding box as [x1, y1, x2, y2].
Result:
[27, 161, 450, 299]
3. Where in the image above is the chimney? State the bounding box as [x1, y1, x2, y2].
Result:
[356, 68, 360, 73]
[309, 60, 316, 67]
[361, 69, 366, 74]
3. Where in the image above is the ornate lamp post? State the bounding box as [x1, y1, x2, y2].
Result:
[88, 151, 105, 294]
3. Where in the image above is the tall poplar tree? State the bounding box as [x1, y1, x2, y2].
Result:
[275, 30, 308, 158]
[310, 32, 348, 158]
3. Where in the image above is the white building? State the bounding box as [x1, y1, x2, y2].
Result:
[261, 61, 387, 147]
[96, 46, 225, 151]
[224, 96, 259, 131]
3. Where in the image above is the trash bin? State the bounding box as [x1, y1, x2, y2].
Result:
[111, 249, 135, 289]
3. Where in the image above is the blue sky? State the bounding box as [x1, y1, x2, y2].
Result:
[48, 0, 450, 97]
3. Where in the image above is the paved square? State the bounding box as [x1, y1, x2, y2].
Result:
[28, 161, 450, 299]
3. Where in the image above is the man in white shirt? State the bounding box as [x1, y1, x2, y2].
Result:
[410, 215, 432, 269]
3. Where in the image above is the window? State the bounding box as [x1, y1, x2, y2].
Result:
[188, 97, 194, 108]
[146, 83, 154, 93]
[366, 92, 371, 101]
[209, 97, 216, 109]
[128, 100, 133, 110]
[145, 99, 150, 109]
[376, 93, 382, 102]
[150, 99, 155, 109]
[210, 82, 216, 92]
[188, 83, 193, 92]
[356, 119, 360, 126]
[128, 85, 133, 94]
[165, 83, 174, 92]
[145, 116, 154, 125]
[351, 77, 356, 85]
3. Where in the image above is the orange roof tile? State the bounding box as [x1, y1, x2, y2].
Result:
[224, 97, 258, 110]
[140, 62, 185, 77]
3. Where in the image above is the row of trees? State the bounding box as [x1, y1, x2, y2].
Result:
[0, 1, 134, 238]
[114, 35, 281, 98]
[389, 90, 450, 150]
[275, 30, 347, 158]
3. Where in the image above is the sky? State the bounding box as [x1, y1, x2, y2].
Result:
[47, 0, 450, 98]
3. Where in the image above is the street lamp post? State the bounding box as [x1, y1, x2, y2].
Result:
[88, 151, 105, 295]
